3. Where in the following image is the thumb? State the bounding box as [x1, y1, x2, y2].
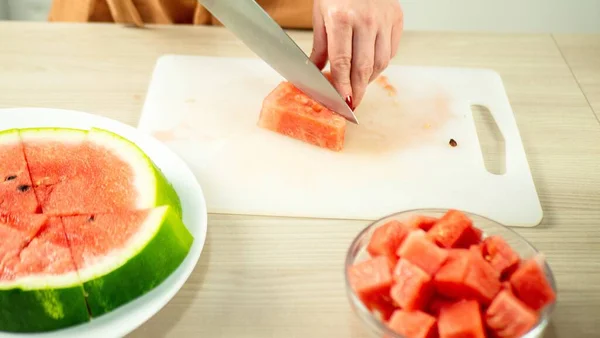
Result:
[309, 10, 328, 70]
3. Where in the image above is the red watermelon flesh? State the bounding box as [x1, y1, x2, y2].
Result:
[1, 217, 76, 281]
[397, 229, 449, 276]
[485, 290, 539, 338]
[438, 299, 486, 338]
[482, 236, 521, 278]
[0, 214, 47, 272]
[509, 256, 556, 311]
[61, 211, 150, 271]
[390, 258, 434, 311]
[367, 220, 410, 266]
[434, 249, 501, 305]
[21, 129, 145, 216]
[387, 309, 437, 338]
[258, 80, 347, 152]
[427, 209, 481, 248]
[0, 131, 40, 213]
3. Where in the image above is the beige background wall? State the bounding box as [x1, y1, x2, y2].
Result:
[0, 0, 599, 33]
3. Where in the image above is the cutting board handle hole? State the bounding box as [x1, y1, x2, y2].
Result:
[471, 104, 506, 175]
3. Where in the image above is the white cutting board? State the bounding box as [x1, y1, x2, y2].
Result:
[138, 54, 542, 227]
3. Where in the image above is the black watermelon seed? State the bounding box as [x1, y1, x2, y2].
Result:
[88, 215, 95, 222]
[17, 185, 31, 192]
[4, 175, 17, 181]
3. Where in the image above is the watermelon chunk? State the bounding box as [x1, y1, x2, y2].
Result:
[434, 249, 501, 305]
[482, 236, 521, 278]
[258, 80, 347, 152]
[61, 205, 193, 317]
[427, 296, 455, 316]
[367, 220, 409, 266]
[509, 256, 556, 311]
[20, 127, 182, 217]
[438, 300, 486, 338]
[348, 256, 393, 303]
[390, 259, 434, 311]
[397, 230, 449, 276]
[387, 310, 437, 338]
[427, 210, 481, 248]
[0, 217, 89, 332]
[406, 215, 438, 231]
[0, 129, 40, 213]
[485, 290, 539, 338]
[363, 294, 396, 321]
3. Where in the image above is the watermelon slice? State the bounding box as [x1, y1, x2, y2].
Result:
[258, 80, 347, 152]
[387, 310, 437, 338]
[0, 217, 89, 332]
[438, 299, 486, 338]
[20, 127, 182, 217]
[0, 129, 40, 213]
[0, 126, 194, 333]
[485, 289, 539, 338]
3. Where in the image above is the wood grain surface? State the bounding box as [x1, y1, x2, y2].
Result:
[0, 22, 598, 337]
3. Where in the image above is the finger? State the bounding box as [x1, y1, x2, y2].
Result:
[309, 6, 328, 70]
[350, 21, 377, 107]
[324, 10, 354, 103]
[390, 16, 404, 58]
[369, 29, 391, 83]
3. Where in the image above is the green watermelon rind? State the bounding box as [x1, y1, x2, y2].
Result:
[0, 284, 90, 333]
[78, 205, 194, 317]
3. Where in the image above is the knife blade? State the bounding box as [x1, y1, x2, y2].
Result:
[197, 0, 359, 124]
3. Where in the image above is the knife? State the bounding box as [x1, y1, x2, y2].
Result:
[197, 0, 359, 124]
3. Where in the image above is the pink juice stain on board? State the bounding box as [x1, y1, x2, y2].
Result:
[343, 75, 454, 155]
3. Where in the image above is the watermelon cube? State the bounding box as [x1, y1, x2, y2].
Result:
[485, 290, 539, 338]
[367, 220, 410, 265]
[482, 236, 521, 278]
[438, 300, 486, 338]
[427, 210, 481, 248]
[509, 256, 556, 311]
[390, 259, 434, 311]
[258, 81, 347, 152]
[397, 230, 449, 276]
[387, 310, 437, 338]
[348, 256, 393, 302]
[363, 294, 396, 321]
[434, 249, 501, 305]
[406, 215, 438, 231]
[427, 296, 455, 317]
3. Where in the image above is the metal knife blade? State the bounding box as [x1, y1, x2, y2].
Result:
[197, 0, 359, 124]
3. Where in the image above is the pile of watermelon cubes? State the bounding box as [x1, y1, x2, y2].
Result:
[347, 210, 556, 338]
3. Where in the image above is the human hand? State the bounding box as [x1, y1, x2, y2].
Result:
[309, 0, 404, 110]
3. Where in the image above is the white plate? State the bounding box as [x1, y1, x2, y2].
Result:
[0, 107, 208, 338]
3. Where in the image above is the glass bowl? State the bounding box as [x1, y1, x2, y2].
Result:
[344, 209, 557, 338]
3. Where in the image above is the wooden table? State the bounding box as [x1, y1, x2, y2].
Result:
[1, 22, 599, 337]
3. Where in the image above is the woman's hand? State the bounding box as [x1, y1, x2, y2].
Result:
[310, 0, 404, 109]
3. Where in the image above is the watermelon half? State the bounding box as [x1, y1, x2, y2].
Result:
[0, 127, 194, 333]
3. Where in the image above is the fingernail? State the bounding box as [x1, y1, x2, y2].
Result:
[345, 95, 354, 111]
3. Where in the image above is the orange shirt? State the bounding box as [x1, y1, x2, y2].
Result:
[48, 0, 314, 29]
